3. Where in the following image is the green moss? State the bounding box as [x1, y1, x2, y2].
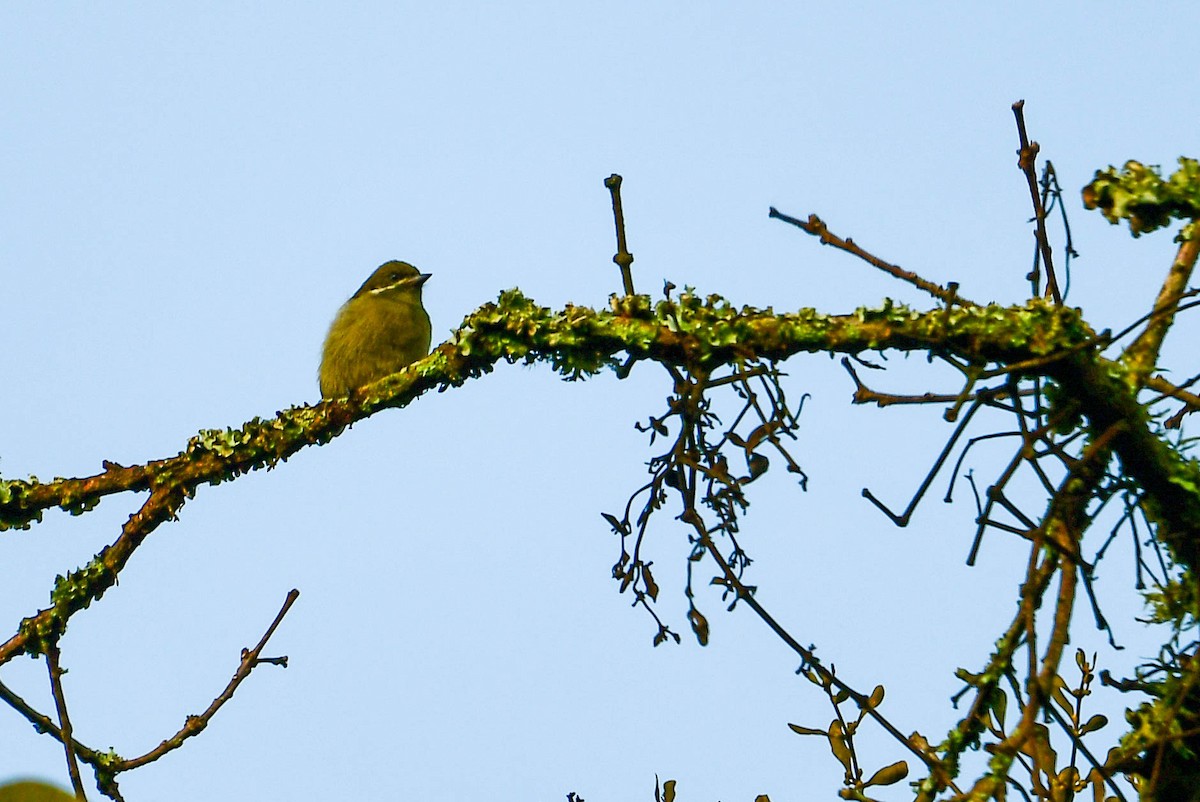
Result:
[1083, 157, 1200, 240]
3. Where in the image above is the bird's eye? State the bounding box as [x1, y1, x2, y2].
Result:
[390, 273, 400, 281]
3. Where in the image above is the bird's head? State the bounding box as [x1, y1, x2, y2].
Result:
[352, 260, 431, 300]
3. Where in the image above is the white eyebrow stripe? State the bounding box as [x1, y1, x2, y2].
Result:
[367, 277, 418, 295]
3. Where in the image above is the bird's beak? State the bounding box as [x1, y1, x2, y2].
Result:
[385, 273, 431, 292]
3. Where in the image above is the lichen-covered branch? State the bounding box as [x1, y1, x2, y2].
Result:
[0, 292, 1092, 534]
[0, 291, 1099, 666]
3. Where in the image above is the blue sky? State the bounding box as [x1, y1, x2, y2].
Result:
[2, 4, 1197, 800]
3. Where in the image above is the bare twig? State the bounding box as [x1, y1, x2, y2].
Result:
[0, 676, 103, 764]
[1, 591, 299, 797]
[1011, 100, 1061, 304]
[46, 644, 87, 800]
[1104, 292, 1200, 350]
[605, 174, 636, 296]
[842, 357, 1039, 409]
[768, 207, 977, 306]
[118, 589, 299, 771]
[868, 388, 988, 525]
[692, 522, 961, 793]
[1032, 162, 1079, 300]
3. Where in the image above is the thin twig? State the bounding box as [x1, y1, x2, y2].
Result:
[2, 591, 300, 795]
[691, 521, 960, 792]
[47, 644, 87, 800]
[1105, 293, 1200, 353]
[768, 207, 977, 306]
[1043, 162, 1079, 298]
[842, 357, 1037, 408]
[861, 390, 989, 527]
[1011, 100, 1060, 304]
[605, 174, 636, 296]
[118, 589, 299, 771]
[0, 676, 103, 763]
[1146, 374, 1200, 429]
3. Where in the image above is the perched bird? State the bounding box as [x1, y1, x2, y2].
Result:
[0, 780, 77, 802]
[319, 260, 432, 399]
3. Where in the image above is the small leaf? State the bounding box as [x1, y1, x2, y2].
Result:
[866, 685, 885, 709]
[643, 564, 659, 601]
[864, 760, 909, 787]
[709, 456, 732, 483]
[1057, 766, 1081, 791]
[688, 607, 709, 646]
[1079, 713, 1108, 735]
[788, 723, 827, 736]
[907, 732, 930, 752]
[827, 720, 854, 775]
[601, 512, 627, 535]
[1051, 675, 1075, 715]
[1085, 767, 1107, 802]
[955, 668, 981, 685]
[747, 453, 769, 481]
[991, 690, 1008, 730]
[619, 569, 634, 592]
[744, 420, 779, 450]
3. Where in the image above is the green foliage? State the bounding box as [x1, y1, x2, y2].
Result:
[1082, 157, 1200, 240]
[12, 557, 119, 656]
[0, 477, 43, 530]
[1144, 576, 1198, 631]
[1118, 654, 1200, 801]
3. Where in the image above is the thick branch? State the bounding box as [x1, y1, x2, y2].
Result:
[1, 485, 186, 664]
[0, 292, 1090, 535]
[1124, 237, 1200, 381]
[1049, 353, 1200, 568]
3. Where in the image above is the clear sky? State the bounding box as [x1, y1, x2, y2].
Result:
[2, 4, 1197, 800]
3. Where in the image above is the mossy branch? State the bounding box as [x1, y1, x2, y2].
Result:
[0, 290, 1091, 535]
[0, 289, 1096, 664]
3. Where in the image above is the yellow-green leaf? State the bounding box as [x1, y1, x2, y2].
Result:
[827, 720, 853, 774]
[864, 760, 909, 787]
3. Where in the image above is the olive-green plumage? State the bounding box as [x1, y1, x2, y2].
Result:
[0, 780, 77, 802]
[319, 260, 432, 399]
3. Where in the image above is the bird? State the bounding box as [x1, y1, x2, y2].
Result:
[0, 780, 78, 802]
[319, 260, 432, 399]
